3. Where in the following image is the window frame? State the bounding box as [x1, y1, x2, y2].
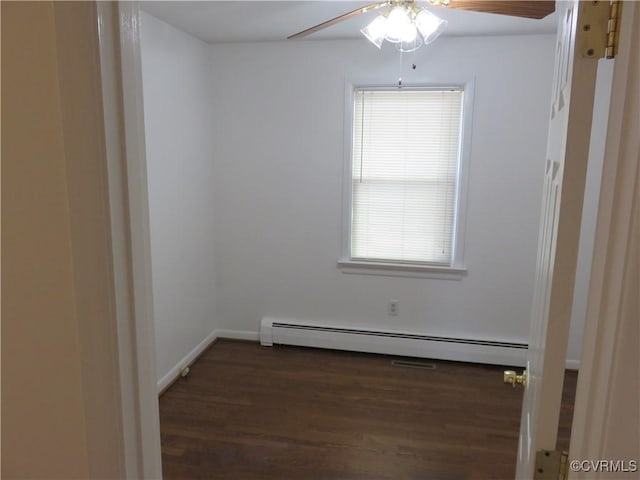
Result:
[338, 81, 474, 280]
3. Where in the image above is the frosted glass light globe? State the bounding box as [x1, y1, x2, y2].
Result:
[415, 9, 448, 44]
[361, 15, 387, 48]
[385, 6, 413, 43]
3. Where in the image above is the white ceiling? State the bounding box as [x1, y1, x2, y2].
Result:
[141, 1, 558, 44]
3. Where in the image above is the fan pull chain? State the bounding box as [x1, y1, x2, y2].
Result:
[412, 45, 418, 71]
[398, 49, 419, 87]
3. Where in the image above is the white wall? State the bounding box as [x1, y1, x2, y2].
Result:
[208, 35, 558, 352]
[140, 12, 218, 384]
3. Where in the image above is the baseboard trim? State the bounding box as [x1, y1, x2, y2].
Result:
[157, 329, 259, 394]
[216, 329, 259, 341]
[157, 329, 218, 394]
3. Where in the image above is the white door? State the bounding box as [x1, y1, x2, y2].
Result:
[516, 1, 604, 477]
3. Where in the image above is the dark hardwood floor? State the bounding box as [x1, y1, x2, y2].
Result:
[159, 339, 577, 480]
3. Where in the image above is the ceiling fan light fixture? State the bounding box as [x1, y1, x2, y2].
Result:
[415, 9, 447, 44]
[361, 14, 387, 48]
[359, 3, 447, 51]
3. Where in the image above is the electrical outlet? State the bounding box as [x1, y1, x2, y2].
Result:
[389, 300, 399, 316]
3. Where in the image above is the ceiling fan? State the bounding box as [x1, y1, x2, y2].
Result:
[288, 0, 555, 51]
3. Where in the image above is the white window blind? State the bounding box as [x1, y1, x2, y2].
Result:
[351, 88, 463, 265]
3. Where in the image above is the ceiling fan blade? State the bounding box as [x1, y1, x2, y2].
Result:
[443, 0, 555, 19]
[288, 2, 388, 39]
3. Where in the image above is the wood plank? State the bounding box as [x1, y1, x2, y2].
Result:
[446, 1, 555, 19]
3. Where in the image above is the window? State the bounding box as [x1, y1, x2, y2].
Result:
[340, 86, 469, 278]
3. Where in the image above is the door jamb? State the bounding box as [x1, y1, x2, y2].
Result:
[98, 1, 163, 477]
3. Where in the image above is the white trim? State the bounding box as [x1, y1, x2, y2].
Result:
[453, 77, 474, 268]
[216, 329, 260, 342]
[157, 329, 218, 393]
[97, 3, 143, 477]
[157, 329, 259, 393]
[337, 259, 466, 279]
[340, 79, 356, 266]
[115, 2, 163, 478]
[339, 79, 474, 275]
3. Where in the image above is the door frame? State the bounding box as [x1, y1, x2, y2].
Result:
[568, 0, 639, 473]
[99, 1, 638, 478]
[97, 2, 162, 478]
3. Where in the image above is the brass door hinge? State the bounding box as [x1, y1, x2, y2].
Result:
[578, 0, 623, 59]
[534, 450, 569, 480]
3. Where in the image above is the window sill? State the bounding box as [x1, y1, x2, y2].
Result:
[337, 259, 467, 280]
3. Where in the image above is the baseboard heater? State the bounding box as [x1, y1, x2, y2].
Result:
[260, 317, 527, 367]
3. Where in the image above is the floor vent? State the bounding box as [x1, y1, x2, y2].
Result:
[391, 359, 437, 370]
